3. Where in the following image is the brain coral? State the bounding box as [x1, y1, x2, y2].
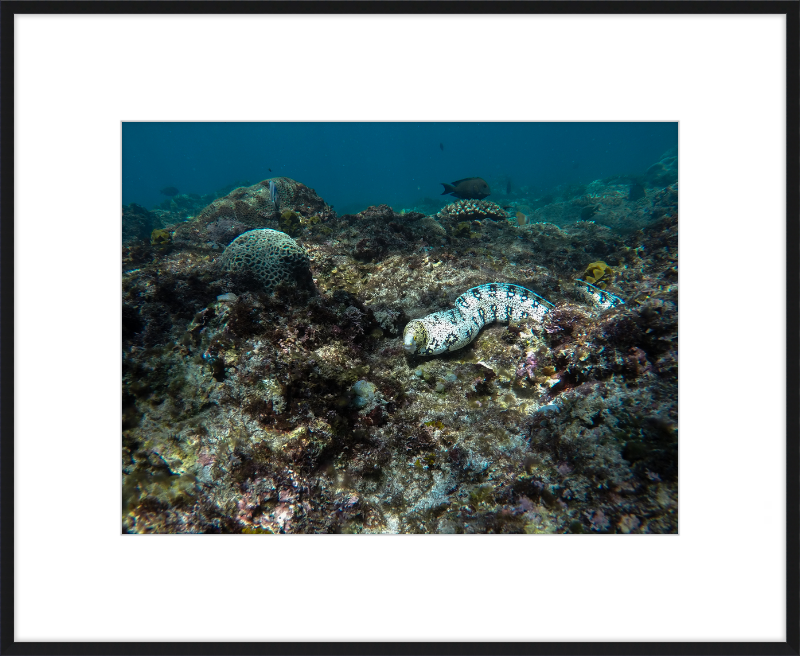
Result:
[438, 199, 508, 222]
[220, 229, 312, 290]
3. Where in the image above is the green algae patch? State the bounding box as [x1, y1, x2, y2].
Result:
[581, 261, 614, 288]
[469, 485, 494, 508]
[452, 222, 478, 239]
[150, 228, 172, 251]
[279, 209, 303, 236]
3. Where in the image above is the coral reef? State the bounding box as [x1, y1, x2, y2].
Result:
[157, 193, 209, 221]
[526, 172, 676, 235]
[644, 147, 678, 187]
[122, 161, 678, 534]
[123, 203, 162, 244]
[204, 216, 250, 249]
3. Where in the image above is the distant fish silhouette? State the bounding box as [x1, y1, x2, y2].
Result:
[268, 168, 272, 172]
[581, 205, 600, 220]
[628, 182, 645, 201]
[269, 180, 280, 211]
[159, 186, 179, 196]
[439, 143, 444, 151]
[441, 177, 490, 200]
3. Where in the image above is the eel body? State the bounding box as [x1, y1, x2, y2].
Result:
[403, 280, 625, 356]
[403, 283, 554, 356]
[574, 279, 625, 309]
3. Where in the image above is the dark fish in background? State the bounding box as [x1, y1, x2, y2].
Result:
[441, 177, 491, 200]
[439, 143, 444, 151]
[159, 186, 179, 196]
[628, 181, 646, 201]
[269, 179, 280, 211]
[268, 168, 272, 172]
[581, 205, 600, 220]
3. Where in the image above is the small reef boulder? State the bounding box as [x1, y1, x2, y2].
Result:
[122, 203, 161, 244]
[172, 177, 335, 251]
[350, 379, 378, 409]
[644, 147, 678, 187]
[337, 204, 426, 263]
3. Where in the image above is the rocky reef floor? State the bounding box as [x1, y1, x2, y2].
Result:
[122, 176, 678, 534]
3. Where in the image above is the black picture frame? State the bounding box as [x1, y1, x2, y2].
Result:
[1, 2, 797, 655]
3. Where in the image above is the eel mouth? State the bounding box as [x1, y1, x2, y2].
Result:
[403, 322, 426, 354]
[402, 330, 417, 354]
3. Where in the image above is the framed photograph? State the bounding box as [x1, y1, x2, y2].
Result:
[3, 2, 797, 653]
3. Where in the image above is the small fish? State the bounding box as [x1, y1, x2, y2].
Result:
[268, 168, 272, 172]
[580, 205, 599, 220]
[628, 182, 645, 201]
[516, 211, 529, 226]
[440, 177, 490, 200]
[159, 186, 179, 196]
[269, 180, 280, 211]
[439, 143, 444, 151]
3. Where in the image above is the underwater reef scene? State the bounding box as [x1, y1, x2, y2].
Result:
[122, 146, 678, 534]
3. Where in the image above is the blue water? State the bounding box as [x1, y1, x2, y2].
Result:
[122, 122, 677, 214]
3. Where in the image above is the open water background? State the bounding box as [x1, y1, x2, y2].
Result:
[122, 122, 678, 215]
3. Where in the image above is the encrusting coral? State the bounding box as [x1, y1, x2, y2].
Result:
[438, 199, 508, 222]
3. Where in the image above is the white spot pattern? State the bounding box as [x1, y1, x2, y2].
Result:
[403, 283, 554, 356]
[574, 279, 625, 309]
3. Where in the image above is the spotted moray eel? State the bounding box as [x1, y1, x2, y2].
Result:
[402, 281, 624, 356]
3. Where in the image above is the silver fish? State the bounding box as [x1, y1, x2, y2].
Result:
[269, 180, 280, 211]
